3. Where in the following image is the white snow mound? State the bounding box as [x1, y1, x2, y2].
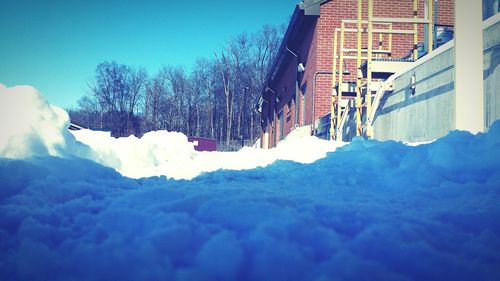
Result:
[71, 125, 344, 180]
[0, 84, 88, 158]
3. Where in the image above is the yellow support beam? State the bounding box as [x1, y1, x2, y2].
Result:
[340, 56, 369, 60]
[335, 27, 417, 35]
[378, 33, 383, 58]
[413, 0, 418, 60]
[356, 0, 362, 136]
[336, 21, 346, 140]
[342, 49, 391, 53]
[366, 0, 373, 137]
[330, 29, 338, 140]
[388, 23, 393, 57]
[372, 17, 431, 24]
[427, 0, 433, 53]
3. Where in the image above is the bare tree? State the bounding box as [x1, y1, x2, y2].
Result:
[87, 61, 147, 136]
[215, 50, 234, 145]
[67, 96, 101, 129]
[248, 24, 282, 141]
[127, 67, 147, 135]
[191, 59, 214, 137]
[145, 69, 166, 131]
[73, 23, 284, 147]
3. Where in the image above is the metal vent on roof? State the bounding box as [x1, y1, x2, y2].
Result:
[298, 0, 329, 15]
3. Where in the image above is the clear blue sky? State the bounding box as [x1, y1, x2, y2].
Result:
[0, 0, 297, 108]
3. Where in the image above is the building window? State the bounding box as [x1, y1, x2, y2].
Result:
[271, 122, 276, 148]
[278, 110, 285, 141]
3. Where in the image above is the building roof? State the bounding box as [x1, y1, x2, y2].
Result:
[299, 0, 329, 15]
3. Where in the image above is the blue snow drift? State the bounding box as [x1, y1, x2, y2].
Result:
[1, 123, 500, 281]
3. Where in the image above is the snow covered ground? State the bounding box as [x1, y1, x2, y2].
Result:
[70, 126, 344, 180]
[1, 84, 500, 281]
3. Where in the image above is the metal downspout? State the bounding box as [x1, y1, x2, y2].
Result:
[286, 46, 302, 126]
[311, 71, 333, 134]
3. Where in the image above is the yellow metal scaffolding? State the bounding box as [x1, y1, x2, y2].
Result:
[330, 0, 434, 141]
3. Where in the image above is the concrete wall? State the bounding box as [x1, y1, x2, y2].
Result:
[373, 14, 500, 141]
[484, 15, 500, 129]
[373, 46, 455, 141]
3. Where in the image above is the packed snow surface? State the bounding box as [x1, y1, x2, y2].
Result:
[1, 84, 500, 281]
[70, 128, 342, 179]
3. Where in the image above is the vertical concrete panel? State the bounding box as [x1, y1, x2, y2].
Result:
[483, 16, 500, 129]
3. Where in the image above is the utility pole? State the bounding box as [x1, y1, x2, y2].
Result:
[242, 86, 249, 148]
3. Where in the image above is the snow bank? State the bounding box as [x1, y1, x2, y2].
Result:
[1, 121, 499, 280]
[71, 129, 200, 179]
[1, 84, 499, 280]
[0, 84, 343, 179]
[71, 123, 343, 180]
[0, 84, 88, 159]
[194, 137, 336, 173]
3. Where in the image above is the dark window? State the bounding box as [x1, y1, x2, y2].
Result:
[301, 82, 308, 125]
[278, 111, 284, 141]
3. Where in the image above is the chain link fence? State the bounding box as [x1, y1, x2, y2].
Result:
[217, 139, 257, 151]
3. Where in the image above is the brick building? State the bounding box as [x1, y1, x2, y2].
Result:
[258, 0, 454, 148]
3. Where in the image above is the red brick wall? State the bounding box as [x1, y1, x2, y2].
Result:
[436, 0, 454, 26]
[265, 18, 318, 148]
[301, 22, 318, 128]
[268, 52, 298, 146]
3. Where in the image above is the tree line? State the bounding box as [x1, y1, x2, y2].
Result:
[68, 24, 283, 148]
